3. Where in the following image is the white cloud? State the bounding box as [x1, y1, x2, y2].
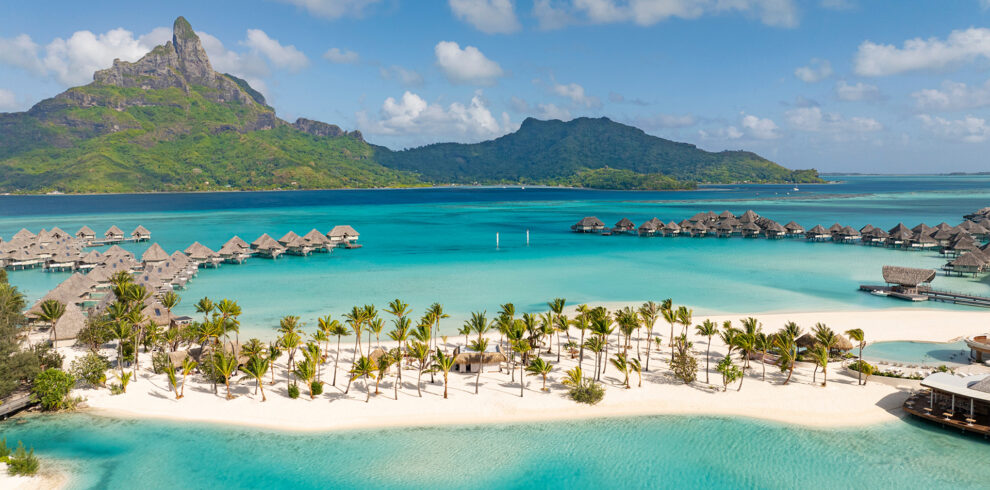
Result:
[633, 113, 697, 129]
[854, 27, 990, 77]
[545, 0, 799, 29]
[835, 80, 881, 101]
[275, 0, 381, 19]
[699, 126, 744, 140]
[242, 29, 308, 72]
[918, 114, 990, 143]
[551, 81, 600, 107]
[0, 89, 16, 111]
[740, 114, 780, 139]
[533, 0, 574, 30]
[912, 80, 990, 111]
[357, 90, 508, 141]
[786, 106, 882, 134]
[323, 47, 360, 64]
[0, 34, 44, 76]
[434, 41, 504, 85]
[449, 0, 521, 34]
[508, 96, 572, 120]
[794, 58, 832, 83]
[379, 65, 424, 86]
[198, 32, 272, 96]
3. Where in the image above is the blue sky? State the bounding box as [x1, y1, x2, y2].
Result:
[2, 1, 990, 173]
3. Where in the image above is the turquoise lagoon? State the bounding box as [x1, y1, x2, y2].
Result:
[2, 175, 989, 340]
[1, 413, 989, 489]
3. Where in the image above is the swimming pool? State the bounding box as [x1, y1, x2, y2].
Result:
[861, 340, 972, 367]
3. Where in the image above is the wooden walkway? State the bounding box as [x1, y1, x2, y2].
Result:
[860, 285, 990, 308]
[0, 395, 37, 419]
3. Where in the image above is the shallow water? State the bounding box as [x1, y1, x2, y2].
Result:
[862, 340, 973, 367]
[0, 413, 987, 489]
[2, 175, 989, 339]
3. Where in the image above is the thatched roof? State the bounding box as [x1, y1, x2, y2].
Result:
[80, 250, 103, 264]
[303, 229, 330, 245]
[764, 222, 786, 233]
[328, 225, 360, 238]
[614, 218, 635, 230]
[141, 243, 170, 263]
[76, 226, 95, 237]
[839, 225, 860, 236]
[131, 225, 151, 237]
[970, 375, 990, 394]
[859, 224, 875, 234]
[251, 233, 284, 251]
[184, 242, 218, 260]
[53, 303, 87, 342]
[834, 334, 853, 351]
[105, 225, 124, 237]
[796, 333, 817, 349]
[638, 220, 659, 232]
[278, 231, 302, 246]
[911, 223, 931, 235]
[454, 351, 507, 365]
[738, 210, 759, 223]
[573, 216, 605, 228]
[882, 265, 936, 287]
[718, 210, 735, 219]
[226, 236, 249, 249]
[12, 229, 35, 240]
[807, 224, 827, 234]
[369, 347, 389, 364]
[951, 252, 987, 267]
[784, 221, 804, 232]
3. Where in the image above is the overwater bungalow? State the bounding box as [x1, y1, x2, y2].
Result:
[103, 245, 134, 261]
[45, 250, 79, 272]
[637, 219, 660, 237]
[219, 237, 252, 264]
[740, 222, 760, 238]
[805, 225, 830, 241]
[131, 225, 151, 242]
[78, 250, 102, 270]
[715, 221, 734, 238]
[12, 229, 36, 241]
[282, 234, 313, 256]
[327, 225, 360, 247]
[882, 265, 935, 297]
[572, 217, 605, 233]
[836, 226, 862, 243]
[5, 249, 42, 270]
[105, 226, 125, 243]
[910, 232, 938, 250]
[783, 221, 805, 237]
[864, 228, 888, 246]
[612, 218, 636, 234]
[278, 231, 303, 247]
[886, 224, 913, 248]
[718, 210, 735, 220]
[663, 221, 681, 237]
[947, 252, 988, 276]
[762, 221, 787, 239]
[185, 242, 222, 268]
[964, 207, 990, 221]
[36, 229, 54, 246]
[686, 222, 707, 237]
[303, 229, 332, 251]
[141, 243, 170, 265]
[903, 372, 990, 437]
[250, 234, 285, 259]
[75, 226, 96, 242]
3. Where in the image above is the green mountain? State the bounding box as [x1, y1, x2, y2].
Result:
[0, 16, 820, 194]
[0, 17, 416, 193]
[375, 117, 821, 189]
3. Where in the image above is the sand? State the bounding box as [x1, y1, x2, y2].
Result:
[59, 307, 990, 433]
[0, 463, 68, 490]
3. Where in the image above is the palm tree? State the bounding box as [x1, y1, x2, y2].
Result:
[432, 349, 456, 399]
[526, 357, 553, 391]
[548, 297, 567, 360]
[590, 314, 614, 377]
[469, 337, 489, 394]
[388, 317, 410, 383]
[754, 332, 771, 382]
[812, 323, 838, 381]
[629, 357, 642, 387]
[195, 297, 214, 323]
[616, 307, 637, 352]
[161, 291, 180, 333]
[374, 351, 394, 397]
[349, 356, 375, 402]
[267, 342, 282, 385]
[280, 330, 302, 384]
[327, 321, 349, 386]
[845, 328, 866, 385]
[662, 301, 677, 359]
[407, 341, 430, 397]
[778, 322, 801, 384]
[427, 302, 449, 354]
[178, 358, 197, 399]
[610, 353, 631, 388]
[638, 301, 660, 370]
[212, 351, 238, 400]
[109, 319, 133, 379]
[240, 338, 265, 360]
[574, 304, 590, 369]
[677, 306, 693, 338]
[368, 317, 385, 355]
[512, 339, 532, 397]
[731, 332, 753, 392]
[385, 299, 411, 322]
[310, 330, 328, 382]
[562, 366, 584, 388]
[583, 335, 606, 381]
[241, 355, 270, 401]
[695, 320, 718, 384]
[810, 345, 829, 386]
[37, 299, 66, 347]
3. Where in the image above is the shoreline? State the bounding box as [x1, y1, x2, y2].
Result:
[55, 307, 989, 435]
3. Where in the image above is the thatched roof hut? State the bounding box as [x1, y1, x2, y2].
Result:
[638, 220, 659, 235]
[105, 225, 124, 239]
[12, 229, 35, 241]
[278, 231, 302, 246]
[784, 221, 804, 233]
[882, 265, 936, 287]
[571, 217, 605, 232]
[738, 210, 759, 223]
[796, 333, 817, 349]
[141, 243, 170, 263]
[303, 229, 330, 246]
[834, 334, 853, 351]
[76, 226, 96, 239]
[131, 225, 151, 239]
[226, 236, 249, 249]
[613, 218, 636, 232]
[184, 242, 218, 261]
[328, 225, 360, 241]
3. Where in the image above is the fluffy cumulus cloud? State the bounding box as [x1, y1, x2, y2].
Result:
[536, 0, 799, 29]
[786, 106, 882, 134]
[918, 114, 990, 143]
[323, 47, 360, 64]
[0, 27, 171, 86]
[379, 65, 424, 86]
[912, 80, 990, 111]
[0, 89, 16, 110]
[551, 81, 600, 107]
[853, 27, 990, 77]
[835, 80, 881, 101]
[740, 114, 780, 139]
[434, 41, 504, 85]
[275, 0, 381, 19]
[449, 0, 521, 34]
[242, 29, 309, 71]
[794, 58, 832, 83]
[357, 90, 509, 142]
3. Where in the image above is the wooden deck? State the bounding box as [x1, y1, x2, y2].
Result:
[860, 284, 990, 307]
[0, 395, 37, 420]
[903, 392, 990, 438]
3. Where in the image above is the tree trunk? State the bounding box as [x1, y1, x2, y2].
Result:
[645, 328, 652, 371]
[705, 343, 711, 384]
[761, 350, 766, 381]
[417, 367, 423, 397]
[579, 330, 586, 370]
[519, 363, 524, 397]
[259, 381, 266, 402]
[333, 336, 341, 386]
[443, 372, 449, 399]
[475, 360, 483, 394]
[365, 374, 371, 402]
[857, 345, 863, 386]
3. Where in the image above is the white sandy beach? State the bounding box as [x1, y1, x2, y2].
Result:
[0, 463, 68, 490]
[54, 307, 989, 433]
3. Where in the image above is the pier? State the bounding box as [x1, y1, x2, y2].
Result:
[859, 265, 990, 308]
[0, 394, 37, 420]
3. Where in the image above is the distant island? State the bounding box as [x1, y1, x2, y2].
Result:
[0, 17, 822, 194]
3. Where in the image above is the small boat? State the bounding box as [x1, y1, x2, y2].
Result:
[871, 289, 889, 297]
[793, 186, 799, 191]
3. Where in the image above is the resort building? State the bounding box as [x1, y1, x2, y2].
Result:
[219, 236, 252, 264]
[571, 217, 606, 233]
[904, 372, 990, 436]
[279, 232, 313, 256]
[966, 335, 990, 363]
[882, 265, 935, 297]
[250, 234, 286, 259]
[104, 225, 125, 242]
[132, 225, 151, 242]
[612, 218, 636, 234]
[185, 242, 222, 267]
[303, 229, 332, 251]
[76, 226, 96, 242]
[327, 225, 361, 247]
[141, 243, 170, 266]
[452, 345, 507, 373]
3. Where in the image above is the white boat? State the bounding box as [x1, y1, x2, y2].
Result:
[793, 186, 799, 191]
[871, 289, 889, 297]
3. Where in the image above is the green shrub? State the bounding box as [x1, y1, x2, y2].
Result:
[31, 368, 75, 411]
[32, 343, 63, 371]
[0, 438, 9, 460]
[6, 441, 39, 476]
[287, 383, 300, 399]
[70, 352, 110, 387]
[310, 381, 323, 396]
[151, 351, 172, 374]
[568, 380, 605, 405]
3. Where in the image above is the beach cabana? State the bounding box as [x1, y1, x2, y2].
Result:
[740, 222, 760, 238]
[836, 226, 861, 243]
[662, 221, 681, 237]
[219, 237, 252, 264]
[571, 217, 606, 233]
[948, 252, 987, 276]
[282, 234, 313, 256]
[783, 221, 804, 237]
[762, 221, 787, 239]
[453, 345, 507, 373]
